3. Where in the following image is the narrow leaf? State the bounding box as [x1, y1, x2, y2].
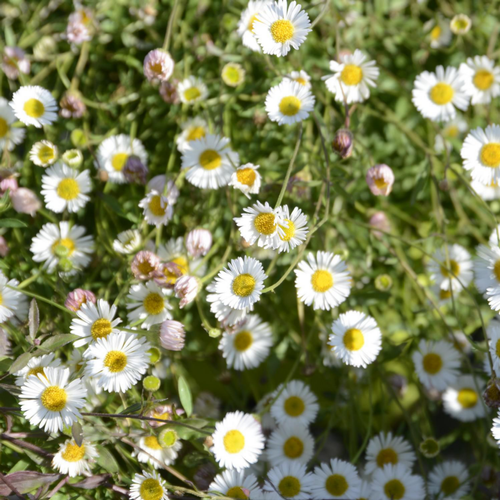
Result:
[29, 299, 39, 341]
[8, 352, 32, 374]
[120, 402, 142, 414]
[95, 445, 119, 473]
[38, 334, 79, 352]
[178, 376, 193, 417]
[0, 218, 28, 228]
[72, 421, 83, 447]
[73, 474, 111, 489]
[0, 471, 61, 495]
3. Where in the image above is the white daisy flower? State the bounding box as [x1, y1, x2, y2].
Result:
[132, 434, 179, 468]
[434, 116, 468, 153]
[266, 422, 314, 466]
[71, 299, 122, 348]
[357, 480, 372, 500]
[275, 205, 308, 253]
[237, 1, 272, 52]
[209, 469, 262, 499]
[412, 339, 461, 392]
[412, 66, 469, 122]
[229, 163, 262, 198]
[0, 97, 25, 151]
[253, 0, 311, 57]
[490, 224, 500, 246]
[234, 201, 286, 249]
[84, 331, 151, 393]
[270, 379, 318, 426]
[443, 374, 485, 421]
[41, 163, 91, 213]
[219, 314, 273, 370]
[365, 432, 416, 476]
[491, 409, 500, 446]
[95, 134, 148, 184]
[178, 76, 208, 104]
[10, 85, 58, 127]
[130, 470, 169, 500]
[487, 320, 500, 373]
[139, 190, 174, 227]
[127, 280, 173, 329]
[428, 460, 470, 499]
[52, 438, 98, 477]
[371, 463, 425, 500]
[181, 133, 239, 189]
[113, 229, 142, 254]
[206, 287, 250, 326]
[427, 244, 473, 292]
[263, 462, 314, 500]
[212, 411, 264, 470]
[29, 140, 58, 166]
[311, 458, 361, 500]
[265, 80, 315, 125]
[19, 366, 86, 433]
[0, 270, 22, 324]
[426, 19, 452, 48]
[459, 56, 500, 105]
[322, 49, 379, 104]
[471, 179, 500, 201]
[329, 311, 382, 368]
[294, 251, 352, 311]
[176, 117, 208, 152]
[474, 244, 500, 310]
[285, 70, 311, 89]
[30, 221, 94, 274]
[461, 125, 500, 185]
[208, 256, 267, 311]
[15, 352, 61, 387]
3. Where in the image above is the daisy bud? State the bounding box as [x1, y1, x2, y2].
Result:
[203, 435, 214, 448]
[143, 49, 175, 83]
[366, 164, 395, 196]
[174, 275, 199, 308]
[0, 176, 18, 194]
[2, 46, 30, 80]
[159, 80, 180, 104]
[221, 62, 245, 87]
[419, 437, 440, 458]
[450, 14, 471, 35]
[131, 250, 161, 280]
[10, 188, 41, 216]
[143, 375, 161, 392]
[332, 128, 354, 158]
[369, 211, 391, 238]
[60, 92, 86, 119]
[160, 320, 186, 351]
[0, 236, 9, 257]
[62, 149, 83, 168]
[148, 347, 161, 364]
[186, 228, 212, 258]
[483, 378, 500, 408]
[123, 155, 148, 184]
[65, 288, 96, 312]
[375, 274, 393, 291]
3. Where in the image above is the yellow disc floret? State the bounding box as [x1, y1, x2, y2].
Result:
[480, 143, 500, 168]
[57, 178, 80, 201]
[143, 292, 165, 315]
[341, 64, 363, 86]
[91, 318, 113, 340]
[24, 98, 45, 118]
[279, 96, 302, 116]
[234, 330, 253, 351]
[223, 429, 245, 453]
[199, 149, 222, 170]
[270, 20, 295, 43]
[311, 270, 333, 293]
[430, 83, 454, 105]
[232, 274, 256, 297]
[61, 441, 86, 462]
[104, 351, 127, 373]
[422, 353, 443, 374]
[41, 386, 67, 412]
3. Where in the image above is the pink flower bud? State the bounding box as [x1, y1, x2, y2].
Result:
[159, 80, 180, 104]
[369, 211, 391, 239]
[60, 92, 86, 118]
[145, 404, 184, 428]
[10, 188, 41, 216]
[65, 288, 96, 312]
[186, 228, 212, 258]
[143, 49, 175, 83]
[366, 164, 395, 196]
[66, 20, 91, 45]
[0, 236, 9, 257]
[2, 47, 30, 80]
[174, 275, 198, 308]
[0, 176, 18, 194]
[160, 320, 185, 351]
[131, 250, 161, 280]
[332, 128, 354, 158]
[123, 155, 148, 184]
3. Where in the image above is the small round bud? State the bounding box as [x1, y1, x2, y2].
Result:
[58, 257, 74, 273]
[375, 274, 393, 291]
[54, 244, 71, 258]
[143, 375, 161, 392]
[158, 428, 179, 448]
[207, 327, 222, 338]
[203, 435, 214, 448]
[332, 128, 354, 159]
[483, 378, 500, 408]
[148, 347, 162, 364]
[419, 437, 440, 458]
[62, 149, 83, 168]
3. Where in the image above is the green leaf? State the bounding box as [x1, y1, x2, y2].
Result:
[0, 218, 27, 228]
[0, 471, 61, 496]
[178, 376, 193, 417]
[72, 421, 83, 447]
[120, 402, 142, 415]
[171, 418, 209, 440]
[38, 334, 79, 352]
[8, 352, 32, 374]
[29, 299, 39, 341]
[95, 445, 119, 473]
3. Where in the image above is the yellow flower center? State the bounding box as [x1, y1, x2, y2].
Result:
[27, 366, 47, 380]
[111, 153, 129, 171]
[104, 350, 127, 373]
[480, 143, 500, 168]
[376, 448, 398, 468]
[278, 476, 301, 498]
[51, 238, 76, 257]
[227, 486, 248, 500]
[445, 125, 459, 138]
[37, 144, 56, 164]
[440, 259, 460, 277]
[279, 219, 296, 241]
[270, 19, 295, 43]
[343, 328, 365, 351]
[184, 87, 201, 102]
[57, 178, 80, 201]
[186, 126, 206, 142]
[61, 442, 86, 462]
[422, 352, 443, 374]
[91, 318, 113, 340]
[311, 269, 334, 293]
[140, 478, 164, 500]
[232, 274, 256, 297]
[284, 396, 305, 417]
[236, 167, 256, 186]
[223, 429, 245, 453]
[143, 292, 165, 315]
[374, 177, 388, 190]
[248, 14, 259, 33]
[457, 388, 478, 408]
[149, 61, 163, 75]
[430, 83, 454, 105]
[254, 212, 276, 235]
[149, 195, 166, 217]
[41, 386, 67, 412]
[0, 117, 8, 138]
[441, 475, 460, 495]
[496, 338, 500, 359]
[144, 436, 162, 450]
[283, 436, 304, 458]
[233, 330, 253, 351]
[325, 474, 348, 496]
[473, 69, 494, 90]
[430, 25, 441, 40]
[199, 149, 222, 170]
[295, 77, 307, 86]
[439, 289, 452, 300]
[223, 66, 242, 84]
[24, 98, 45, 118]
[453, 18, 469, 31]
[279, 96, 302, 116]
[341, 64, 363, 86]
[137, 260, 155, 275]
[384, 479, 405, 500]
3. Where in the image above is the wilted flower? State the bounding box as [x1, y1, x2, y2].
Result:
[60, 92, 86, 119]
[62, 149, 84, 168]
[174, 275, 198, 308]
[65, 288, 96, 312]
[366, 164, 395, 196]
[369, 211, 391, 238]
[332, 128, 354, 158]
[2, 47, 30, 80]
[160, 320, 185, 351]
[450, 14, 471, 35]
[123, 155, 149, 184]
[131, 250, 161, 280]
[159, 80, 180, 104]
[0, 236, 9, 257]
[186, 228, 212, 258]
[143, 49, 174, 83]
[10, 188, 41, 216]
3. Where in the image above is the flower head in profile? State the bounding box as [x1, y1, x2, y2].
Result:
[143, 49, 174, 82]
[366, 164, 394, 196]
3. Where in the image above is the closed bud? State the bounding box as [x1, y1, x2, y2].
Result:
[62, 149, 83, 168]
[332, 128, 354, 158]
[483, 378, 500, 408]
[419, 437, 440, 458]
[143, 375, 161, 392]
[375, 274, 393, 291]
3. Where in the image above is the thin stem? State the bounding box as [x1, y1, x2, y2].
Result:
[6, 285, 71, 315]
[163, 0, 180, 51]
